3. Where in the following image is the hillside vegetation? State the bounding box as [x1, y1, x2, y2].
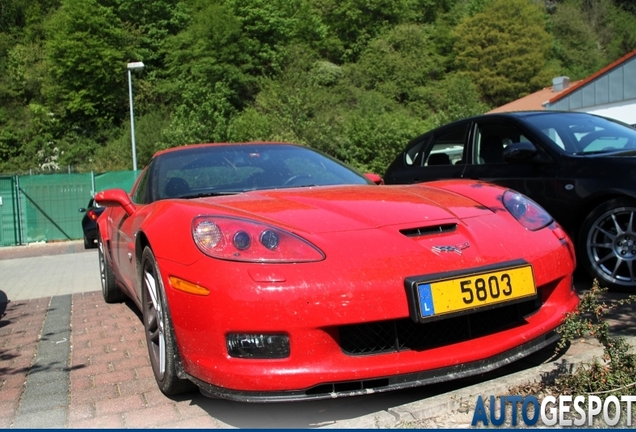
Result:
[1, 0, 635, 174]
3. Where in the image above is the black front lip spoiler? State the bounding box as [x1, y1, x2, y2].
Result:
[188, 330, 560, 403]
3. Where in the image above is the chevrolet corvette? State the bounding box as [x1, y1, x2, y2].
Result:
[95, 142, 578, 401]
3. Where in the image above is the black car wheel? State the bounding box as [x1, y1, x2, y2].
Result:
[141, 247, 195, 395]
[579, 198, 636, 290]
[98, 233, 125, 303]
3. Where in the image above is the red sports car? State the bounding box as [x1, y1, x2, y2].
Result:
[95, 142, 579, 401]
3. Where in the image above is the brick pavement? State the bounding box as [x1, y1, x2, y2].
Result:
[67, 292, 223, 428]
[0, 297, 50, 428]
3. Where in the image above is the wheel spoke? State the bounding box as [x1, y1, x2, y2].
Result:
[143, 263, 166, 379]
[597, 252, 615, 265]
[149, 326, 161, 344]
[144, 270, 159, 310]
[627, 212, 635, 235]
[590, 242, 612, 249]
[610, 214, 624, 235]
[610, 258, 624, 279]
[159, 330, 166, 374]
[594, 225, 616, 241]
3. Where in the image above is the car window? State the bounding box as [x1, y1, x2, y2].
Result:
[132, 166, 152, 204]
[473, 122, 531, 164]
[523, 113, 636, 154]
[420, 125, 469, 167]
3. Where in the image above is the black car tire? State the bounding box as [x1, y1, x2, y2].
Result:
[141, 247, 195, 395]
[98, 233, 125, 303]
[578, 197, 636, 291]
[84, 236, 94, 250]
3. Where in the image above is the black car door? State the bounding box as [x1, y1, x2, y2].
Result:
[385, 121, 471, 184]
[461, 118, 568, 224]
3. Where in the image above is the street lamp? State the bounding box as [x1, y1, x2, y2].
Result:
[127, 61, 145, 171]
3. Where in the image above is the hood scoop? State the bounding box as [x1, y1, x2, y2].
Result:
[400, 223, 457, 238]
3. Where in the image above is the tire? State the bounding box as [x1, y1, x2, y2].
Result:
[141, 247, 195, 395]
[98, 233, 125, 303]
[578, 198, 636, 291]
[84, 235, 94, 250]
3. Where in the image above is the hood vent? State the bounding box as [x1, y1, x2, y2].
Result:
[400, 223, 457, 238]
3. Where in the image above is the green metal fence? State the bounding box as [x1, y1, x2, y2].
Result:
[0, 171, 138, 247]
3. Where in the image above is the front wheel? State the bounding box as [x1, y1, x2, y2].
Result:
[578, 198, 636, 291]
[141, 247, 195, 395]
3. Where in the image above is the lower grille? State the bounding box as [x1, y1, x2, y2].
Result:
[338, 298, 540, 355]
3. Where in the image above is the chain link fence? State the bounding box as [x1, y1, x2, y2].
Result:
[0, 171, 138, 247]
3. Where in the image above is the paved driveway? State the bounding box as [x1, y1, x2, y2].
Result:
[1, 241, 635, 428]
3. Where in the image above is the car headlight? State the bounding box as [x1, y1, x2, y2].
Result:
[502, 190, 553, 231]
[192, 216, 325, 263]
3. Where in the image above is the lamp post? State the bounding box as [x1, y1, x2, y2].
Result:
[127, 61, 145, 171]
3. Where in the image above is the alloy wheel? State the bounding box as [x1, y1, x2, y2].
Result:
[587, 206, 636, 287]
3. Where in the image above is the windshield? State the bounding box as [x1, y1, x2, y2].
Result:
[151, 144, 372, 201]
[523, 113, 636, 155]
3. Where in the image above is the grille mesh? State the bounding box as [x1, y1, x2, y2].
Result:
[338, 299, 540, 355]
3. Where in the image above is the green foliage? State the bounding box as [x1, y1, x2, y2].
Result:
[0, 0, 635, 174]
[44, 0, 133, 128]
[548, 1, 605, 79]
[555, 280, 636, 396]
[453, 0, 554, 106]
[350, 23, 444, 104]
[163, 80, 237, 146]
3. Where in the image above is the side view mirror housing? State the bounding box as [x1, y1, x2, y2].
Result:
[365, 173, 384, 185]
[503, 142, 538, 163]
[95, 188, 136, 216]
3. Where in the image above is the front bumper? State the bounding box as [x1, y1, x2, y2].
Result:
[191, 329, 559, 402]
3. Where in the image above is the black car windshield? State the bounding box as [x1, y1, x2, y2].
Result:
[523, 113, 636, 155]
[152, 143, 372, 200]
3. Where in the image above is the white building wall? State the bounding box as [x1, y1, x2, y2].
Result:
[578, 99, 636, 125]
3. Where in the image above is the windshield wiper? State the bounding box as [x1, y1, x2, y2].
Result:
[573, 149, 636, 156]
[179, 191, 242, 199]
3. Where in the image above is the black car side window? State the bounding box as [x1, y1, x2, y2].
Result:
[474, 122, 532, 165]
[422, 125, 469, 167]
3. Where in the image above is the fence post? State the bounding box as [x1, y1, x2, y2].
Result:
[14, 175, 24, 245]
[91, 171, 96, 197]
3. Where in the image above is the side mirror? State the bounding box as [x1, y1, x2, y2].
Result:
[503, 142, 538, 163]
[365, 173, 384, 185]
[95, 188, 136, 216]
[78, 208, 87, 213]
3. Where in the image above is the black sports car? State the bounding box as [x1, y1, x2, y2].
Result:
[78, 198, 105, 249]
[384, 111, 636, 290]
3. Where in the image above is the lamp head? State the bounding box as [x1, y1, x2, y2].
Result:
[127, 61, 145, 70]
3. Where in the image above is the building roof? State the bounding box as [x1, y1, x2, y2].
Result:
[489, 48, 636, 113]
[488, 82, 581, 113]
[547, 48, 636, 105]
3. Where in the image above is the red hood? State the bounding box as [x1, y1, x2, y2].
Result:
[196, 184, 492, 234]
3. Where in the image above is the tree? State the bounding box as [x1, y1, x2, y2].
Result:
[349, 23, 444, 104]
[44, 0, 133, 129]
[548, 1, 604, 79]
[453, 0, 555, 106]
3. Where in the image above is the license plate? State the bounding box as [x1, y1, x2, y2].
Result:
[415, 264, 536, 320]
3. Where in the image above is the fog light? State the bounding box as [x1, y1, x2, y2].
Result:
[226, 334, 290, 359]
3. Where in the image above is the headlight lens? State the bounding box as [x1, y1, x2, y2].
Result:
[502, 190, 553, 231]
[192, 216, 325, 263]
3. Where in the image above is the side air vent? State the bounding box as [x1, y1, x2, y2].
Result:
[400, 223, 457, 238]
